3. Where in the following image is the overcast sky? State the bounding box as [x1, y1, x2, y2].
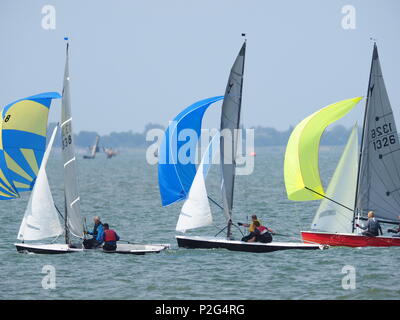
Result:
[0, 0, 399, 134]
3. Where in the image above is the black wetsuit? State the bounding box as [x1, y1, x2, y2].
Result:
[241, 227, 273, 243]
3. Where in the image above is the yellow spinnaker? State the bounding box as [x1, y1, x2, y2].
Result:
[284, 97, 362, 201]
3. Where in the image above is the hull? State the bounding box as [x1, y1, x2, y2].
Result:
[101, 243, 170, 255]
[15, 243, 83, 254]
[301, 231, 400, 247]
[176, 235, 326, 253]
[16, 243, 170, 255]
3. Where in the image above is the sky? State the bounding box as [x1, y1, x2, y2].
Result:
[0, 0, 399, 134]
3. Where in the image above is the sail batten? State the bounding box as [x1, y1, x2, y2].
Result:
[355, 44, 400, 223]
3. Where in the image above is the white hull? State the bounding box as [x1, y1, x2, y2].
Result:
[176, 235, 327, 253]
[15, 243, 82, 254]
[15, 242, 170, 255]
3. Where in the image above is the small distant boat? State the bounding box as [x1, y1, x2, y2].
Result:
[284, 43, 400, 247]
[104, 147, 118, 159]
[83, 135, 100, 159]
[158, 40, 325, 253]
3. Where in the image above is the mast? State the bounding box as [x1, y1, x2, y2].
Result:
[352, 42, 375, 232]
[221, 36, 246, 239]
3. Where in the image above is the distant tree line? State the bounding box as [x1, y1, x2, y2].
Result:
[47, 122, 355, 149]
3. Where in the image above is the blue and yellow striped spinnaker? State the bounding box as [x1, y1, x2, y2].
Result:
[0, 92, 61, 199]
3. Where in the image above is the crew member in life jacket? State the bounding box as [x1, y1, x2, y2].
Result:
[356, 211, 383, 237]
[242, 221, 274, 243]
[238, 214, 261, 233]
[83, 216, 104, 249]
[387, 215, 400, 237]
[102, 223, 120, 251]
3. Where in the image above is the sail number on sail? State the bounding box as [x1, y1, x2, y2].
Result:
[61, 120, 73, 150]
[371, 123, 396, 151]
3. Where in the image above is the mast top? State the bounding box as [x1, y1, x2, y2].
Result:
[241, 33, 247, 42]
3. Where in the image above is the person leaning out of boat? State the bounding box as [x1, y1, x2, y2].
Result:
[356, 211, 383, 237]
[101, 223, 120, 251]
[243, 221, 274, 243]
[83, 216, 104, 249]
[238, 214, 261, 233]
[387, 215, 400, 237]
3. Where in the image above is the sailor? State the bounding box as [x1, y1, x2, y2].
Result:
[83, 216, 104, 249]
[387, 215, 400, 237]
[238, 214, 261, 233]
[102, 223, 120, 251]
[244, 221, 274, 243]
[356, 211, 383, 237]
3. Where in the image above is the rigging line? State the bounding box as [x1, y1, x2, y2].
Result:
[305, 187, 354, 212]
[356, 215, 400, 226]
[208, 196, 224, 210]
[232, 223, 245, 237]
[54, 204, 65, 221]
[214, 224, 228, 237]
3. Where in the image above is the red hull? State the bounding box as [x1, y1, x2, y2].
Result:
[301, 231, 400, 247]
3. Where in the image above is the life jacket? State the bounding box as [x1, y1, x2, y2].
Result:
[104, 229, 117, 242]
[249, 219, 261, 232]
[257, 226, 268, 235]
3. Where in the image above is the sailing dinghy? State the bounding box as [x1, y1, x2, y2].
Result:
[83, 135, 100, 159]
[16, 39, 169, 255]
[159, 40, 325, 253]
[285, 43, 400, 247]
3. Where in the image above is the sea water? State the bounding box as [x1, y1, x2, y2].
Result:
[0, 147, 399, 299]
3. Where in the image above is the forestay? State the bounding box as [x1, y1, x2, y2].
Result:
[17, 126, 63, 241]
[61, 42, 84, 238]
[356, 44, 400, 223]
[158, 96, 224, 207]
[176, 133, 220, 232]
[284, 97, 362, 201]
[311, 125, 358, 233]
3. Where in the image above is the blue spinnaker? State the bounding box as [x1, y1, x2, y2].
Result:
[158, 96, 224, 206]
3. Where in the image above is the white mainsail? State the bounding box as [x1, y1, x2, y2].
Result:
[61, 41, 84, 238]
[310, 125, 358, 233]
[176, 133, 220, 232]
[17, 127, 63, 241]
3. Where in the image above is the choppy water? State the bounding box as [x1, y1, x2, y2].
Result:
[1, 147, 399, 300]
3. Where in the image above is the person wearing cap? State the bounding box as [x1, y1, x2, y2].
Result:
[356, 211, 383, 237]
[83, 216, 104, 249]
